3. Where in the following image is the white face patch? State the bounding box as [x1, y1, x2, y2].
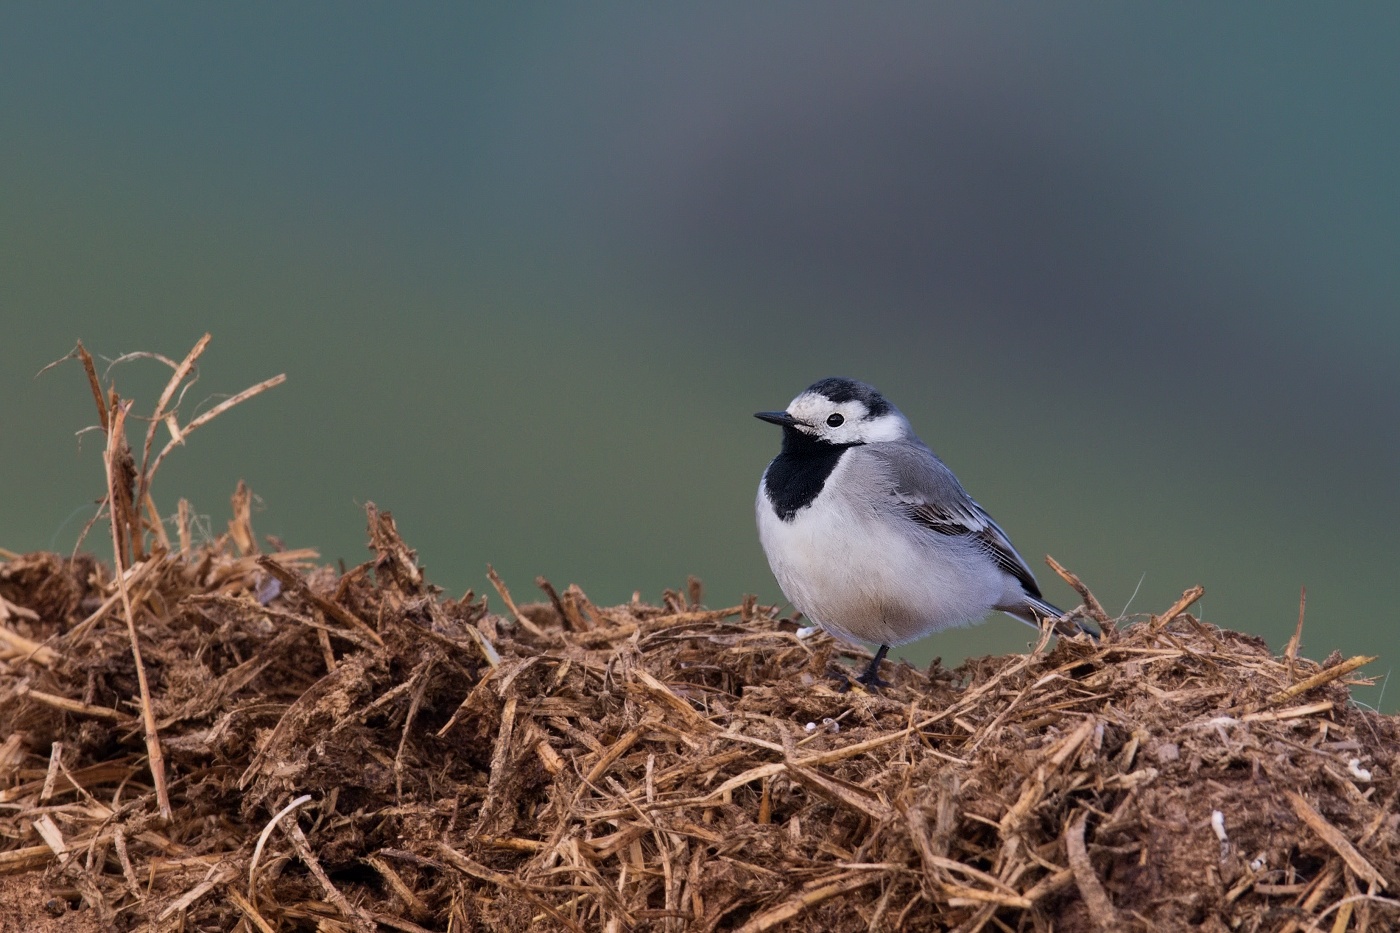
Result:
[785, 391, 909, 444]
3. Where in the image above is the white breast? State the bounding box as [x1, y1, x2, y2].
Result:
[756, 455, 1009, 646]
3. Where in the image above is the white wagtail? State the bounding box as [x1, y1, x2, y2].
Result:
[755, 377, 1091, 688]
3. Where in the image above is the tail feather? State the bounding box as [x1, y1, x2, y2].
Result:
[1002, 596, 1099, 639]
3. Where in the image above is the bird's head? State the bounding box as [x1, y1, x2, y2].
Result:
[755, 377, 911, 446]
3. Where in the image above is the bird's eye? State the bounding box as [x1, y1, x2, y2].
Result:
[826, 413, 845, 427]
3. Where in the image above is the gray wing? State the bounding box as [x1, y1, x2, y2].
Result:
[868, 441, 1045, 601]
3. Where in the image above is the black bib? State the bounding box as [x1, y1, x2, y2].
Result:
[762, 427, 859, 521]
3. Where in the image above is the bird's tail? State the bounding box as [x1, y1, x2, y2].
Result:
[1005, 597, 1100, 639]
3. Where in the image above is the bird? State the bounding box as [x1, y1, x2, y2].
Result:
[754, 376, 1091, 689]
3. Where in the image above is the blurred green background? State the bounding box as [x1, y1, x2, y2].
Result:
[2, 6, 1396, 706]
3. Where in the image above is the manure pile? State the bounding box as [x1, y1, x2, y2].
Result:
[1, 332, 1396, 932]
[0, 500, 1396, 932]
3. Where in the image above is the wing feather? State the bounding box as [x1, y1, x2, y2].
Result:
[872, 441, 1045, 601]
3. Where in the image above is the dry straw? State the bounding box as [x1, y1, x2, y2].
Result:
[0, 337, 1395, 931]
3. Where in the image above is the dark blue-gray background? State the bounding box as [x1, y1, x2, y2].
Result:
[3, 6, 1396, 706]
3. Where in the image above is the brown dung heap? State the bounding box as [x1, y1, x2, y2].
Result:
[0, 338, 1396, 931]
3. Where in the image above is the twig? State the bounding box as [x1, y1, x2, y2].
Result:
[1149, 585, 1205, 633]
[1314, 893, 1400, 924]
[63, 557, 159, 646]
[39, 741, 63, 802]
[1286, 585, 1307, 666]
[226, 888, 278, 933]
[284, 817, 376, 933]
[1286, 790, 1387, 890]
[0, 593, 40, 623]
[258, 556, 383, 646]
[104, 400, 171, 821]
[1066, 812, 1120, 929]
[999, 717, 1097, 841]
[227, 480, 257, 556]
[249, 794, 313, 894]
[434, 842, 595, 932]
[1241, 701, 1333, 723]
[37, 341, 108, 431]
[393, 657, 434, 801]
[141, 491, 171, 552]
[112, 827, 141, 899]
[474, 695, 521, 835]
[733, 875, 884, 932]
[177, 498, 192, 558]
[1022, 868, 1075, 904]
[17, 686, 133, 724]
[0, 843, 66, 875]
[0, 622, 58, 667]
[0, 735, 24, 781]
[486, 565, 547, 638]
[1044, 555, 1111, 627]
[365, 855, 432, 920]
[537, 576, 570, 626]
[145, 372, 287, 493]
[157, 861, 239, 921]
[1268, 656, 1376, 708]
[133, 334, 212, 552]
[32, 814, 69, 866]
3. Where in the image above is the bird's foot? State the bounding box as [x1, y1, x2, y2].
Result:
[835, 644, 891, 692]
[852, 667, 892, 691]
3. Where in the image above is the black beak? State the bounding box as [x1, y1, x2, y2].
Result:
[754, 410, 799, 427]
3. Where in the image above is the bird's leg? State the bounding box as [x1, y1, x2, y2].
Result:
[853, 644, 891, 689]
